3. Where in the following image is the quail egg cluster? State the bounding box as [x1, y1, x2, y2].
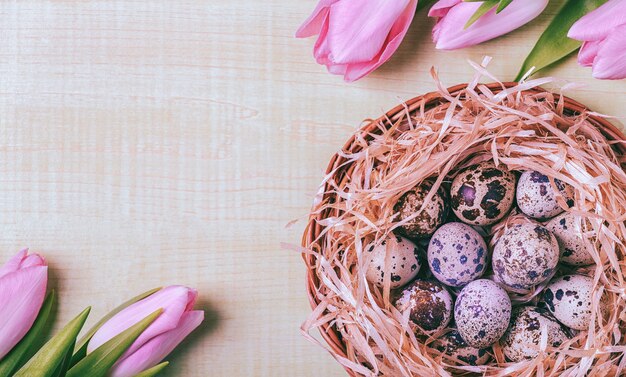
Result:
[363, 161, 604, 366]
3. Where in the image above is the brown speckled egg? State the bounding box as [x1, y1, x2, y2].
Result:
[492, 224, 559, 291]
[395, 181, 449, 239]
[395, 280, 453, 334]
[365, 236, 421, 289]
[427, 222, 487, 287]
[450, 161, 516, 226]
[454, 279, 511, 348]
[501, 306, 569, 362]
[542, 275, 600, 330]
[516, 171, 574, 220]
[545, 212, 595, 266]
[431, 329, 491, 366]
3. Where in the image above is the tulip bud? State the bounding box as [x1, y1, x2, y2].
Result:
[296, 0, 418, 82]
[568, 0, 626, 80]
[0, 249, 48, 359]
[429, 0, 548, 50]
[88, 286, 204, 377]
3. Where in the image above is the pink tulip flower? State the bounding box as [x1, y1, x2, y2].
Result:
[296, 0, 418, 82]
[88, 285, 203, 377]
[0, 249, 48, 359]
[429, 0, 548, 50]
[568, 0, 626, 80]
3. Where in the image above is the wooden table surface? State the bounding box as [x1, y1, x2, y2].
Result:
[0, 1, 624, 376]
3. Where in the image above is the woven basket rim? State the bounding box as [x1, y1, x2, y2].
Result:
[301, 82, 626, 376]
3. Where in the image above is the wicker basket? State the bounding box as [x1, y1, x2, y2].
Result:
[302, 82, 626, 376]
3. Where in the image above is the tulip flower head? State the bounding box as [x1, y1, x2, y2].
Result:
[0, 249, 48, 359]
[88, 286, 204, 377]
[568, 0, 626, 80]
[296, 0, 418, 82]
[429, 0, 548, 50]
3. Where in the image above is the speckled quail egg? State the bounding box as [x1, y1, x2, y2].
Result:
[395, 181, 449, 239]
[365, 236, 421, 289]
[501, 306, 569, 362]
[395, 280, 453, 334]
[542, 274, 602, 330]
[545, 212, 595, 266]
[450, 161, 516, 226]
[431, 329, 491, 366]
[454, 279, 512, 348]
[492, 224, 559, 291]
[428, 222, 487, 287]
[516, 171, 574, 220]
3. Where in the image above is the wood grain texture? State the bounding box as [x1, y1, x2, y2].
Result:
[0, 1, 623, 376]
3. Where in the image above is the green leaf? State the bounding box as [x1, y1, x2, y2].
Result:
[515, 0, 608, 81]
[66, 309, 162, 377]
[496, 0, 513, 13]
[0, 292, 56, 377]
[50, 340, 74, 377]
[70, 287, 161, 367]
[465, 0, 499, 29]
[134, 361, 169, 377]
[14, 307, 91, 377]
[416, 0, 437, 12]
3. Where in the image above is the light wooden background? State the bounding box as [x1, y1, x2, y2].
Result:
[0, 1, 624, 376]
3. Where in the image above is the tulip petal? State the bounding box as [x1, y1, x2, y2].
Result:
[343, 0, 418, 82]
[433, 0, 548, 50]
[68, 310, 162, 377]
[88, 286, 197, 357]
[327, 0, 412, 64]
[592, 24, 626, 79]
[72, 287, 162, 366]
[314, 13, 332, 66]
[568, 0, 626, 42]
[20, 254, 46, 269]
[578, 40, 602, 67]
[328, 63, 348, 76]
[432, 18, 445, 45]
[295, 0, 339, 38]
[297, 0, 419, 81]
[0, 266, 48, 359]
[0, 249, 28, 278]
[428, 0, 462, 17]
[110, 311, 204, 377]
[0, 250, 46, 280]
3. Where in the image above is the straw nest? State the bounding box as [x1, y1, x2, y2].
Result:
[301, 62, 626, 377]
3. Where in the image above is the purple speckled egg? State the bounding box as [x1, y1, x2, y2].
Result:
[394, 181, 449, 239]
[431, 329, 491, 366]
[450, 161, 516, 226]
[492, 224, 559, 291]
[542, 274, 602, 331]
[365, 236, 421, 289]
[454, 279, 511, 348]
[516, 171, 574, 220]
[501, 306, 569, 362]
[395, 280, 453, 335]
[427, 222, 487, 287]
[545, 212, 595, 266]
